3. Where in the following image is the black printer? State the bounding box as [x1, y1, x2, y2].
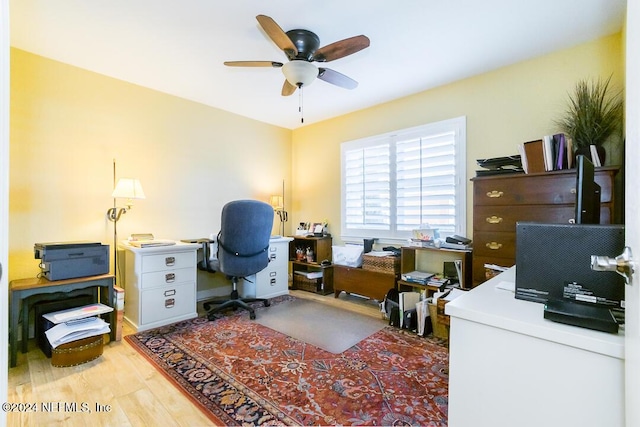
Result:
[34, 241, 109, 281]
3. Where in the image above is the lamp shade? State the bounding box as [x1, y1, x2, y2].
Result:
[270, 195, 283, 210]
[112, 178, 145, 199]
[282, 61, 317, 87]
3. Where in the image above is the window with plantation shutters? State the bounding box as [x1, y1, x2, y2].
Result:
[341, 117, 466, 242]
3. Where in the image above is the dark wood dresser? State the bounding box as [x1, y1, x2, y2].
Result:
[471, 167, 620, 286]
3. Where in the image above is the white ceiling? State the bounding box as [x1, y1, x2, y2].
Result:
[10, 0, 626, 130]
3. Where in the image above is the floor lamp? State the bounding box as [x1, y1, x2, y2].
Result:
[106, 160, 145, 284]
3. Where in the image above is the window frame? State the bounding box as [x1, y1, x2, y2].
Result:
[340, 116, 467, 244]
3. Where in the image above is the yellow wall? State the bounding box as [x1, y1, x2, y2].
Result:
[291, 33, 624, 245]
[9, 48, 292, 291]
[9, 33, 624, 283]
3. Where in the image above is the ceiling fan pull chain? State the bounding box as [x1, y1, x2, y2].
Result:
[299, 86, 304, 123]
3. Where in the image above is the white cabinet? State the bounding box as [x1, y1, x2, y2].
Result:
[121, 241, 200, 332]
[445, 267, 624, 427]
[240, 237, 292, 299]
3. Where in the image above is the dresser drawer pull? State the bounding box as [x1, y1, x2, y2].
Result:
[486, 190, 504, 198]
[486, 216, 503, 224]
[486, 242, 503, 250]
[165, 273, 176, 283]
[164, 289, 176, 297]
[165, 298, 175, 308]
[165, 256, 176, 266]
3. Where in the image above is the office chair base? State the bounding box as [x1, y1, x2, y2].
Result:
[203, 290, 270, 321]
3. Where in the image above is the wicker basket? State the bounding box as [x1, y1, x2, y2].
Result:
[293, 275, 322, 293]
[362, 254, 400, 274]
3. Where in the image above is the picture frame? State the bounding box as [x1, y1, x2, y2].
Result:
[311, 222, 323, 236]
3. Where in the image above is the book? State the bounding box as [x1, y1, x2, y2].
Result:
[523, 139, 546, 173]
[542, 135, 554, 171]
[590, 144, 602, 167]
[554, 133, 566, 170]
[401, 270, 435, 284]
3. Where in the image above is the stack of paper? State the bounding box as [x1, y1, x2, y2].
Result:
[45, 317, 111, 349]
[43, 303, 113, 349]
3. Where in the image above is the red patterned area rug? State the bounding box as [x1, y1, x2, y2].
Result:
[125, 296, 449, 426]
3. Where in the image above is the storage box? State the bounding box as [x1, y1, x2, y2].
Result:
[428, 302, 449, 340]
[362, 254, 400, 274]
[51, 335, 104, 367]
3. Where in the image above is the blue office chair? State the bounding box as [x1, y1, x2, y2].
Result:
[203, 199, 274, 320]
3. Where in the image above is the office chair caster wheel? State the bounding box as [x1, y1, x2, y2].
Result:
[264, 300, 270, 307]
[250, 312, 256, 320]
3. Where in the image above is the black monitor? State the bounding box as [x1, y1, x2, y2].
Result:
[574, 155, 601, 224]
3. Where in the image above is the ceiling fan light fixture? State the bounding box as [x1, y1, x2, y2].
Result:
[282, 60, 317, 87]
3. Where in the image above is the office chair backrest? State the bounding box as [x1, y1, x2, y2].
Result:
[217, 199, 274, 278]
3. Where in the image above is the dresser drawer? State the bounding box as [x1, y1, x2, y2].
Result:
[472, 255, 515, 284]
[473, 171, 613, 206]
[473, 205, 576, 231]
[141, 252, 195, 273]
[473, 231, 516, 259]
[474, 205, 612, 231]
[140, 282, 195, 325]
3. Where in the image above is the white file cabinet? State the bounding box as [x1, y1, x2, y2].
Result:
[241, 237, 292, 299]
[121, 241, 200, 332]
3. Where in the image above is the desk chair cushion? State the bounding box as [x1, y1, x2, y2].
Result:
[217, 200, 274, 278]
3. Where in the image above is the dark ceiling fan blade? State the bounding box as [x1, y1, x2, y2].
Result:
[312, 35, 370, 62]
[256, 15, 298, 57]
[224, 61, 283, 68]
[281, 80, 297, 96]
[317, 67, 358, 89]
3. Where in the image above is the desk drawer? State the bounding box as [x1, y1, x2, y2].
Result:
[141, 252, 194, 273]
[141, 267, 195, 289]
[140, 282, 195, 325]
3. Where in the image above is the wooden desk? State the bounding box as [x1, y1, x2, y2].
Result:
[9, 274, 115, 367]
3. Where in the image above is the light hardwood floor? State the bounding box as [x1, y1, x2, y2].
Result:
[7, 290, 382, 426]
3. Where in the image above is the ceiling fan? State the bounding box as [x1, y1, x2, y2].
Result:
[224, 15, 370, 96]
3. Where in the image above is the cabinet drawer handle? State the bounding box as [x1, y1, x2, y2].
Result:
[165, 298, 175, 308]
[164, 289, 176, 297]
[486, 242, 503, 250]
[165, 273, 175, 283]
[486, 216, 503, 224]
[165, 257, 176, 266]
[486, 190, 504, 198]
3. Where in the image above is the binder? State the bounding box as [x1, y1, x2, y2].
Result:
[523, 139, 546, 173]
